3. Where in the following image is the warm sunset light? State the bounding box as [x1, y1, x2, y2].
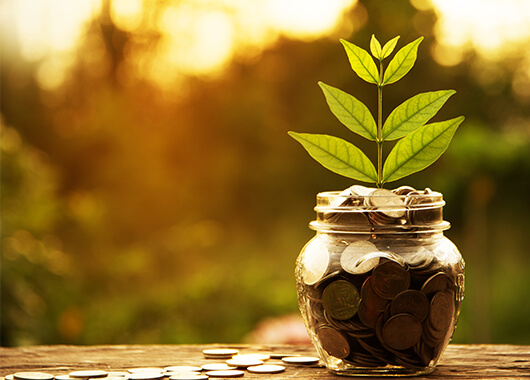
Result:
[2, 0, 529, 351]
[426, 0, 530, 65]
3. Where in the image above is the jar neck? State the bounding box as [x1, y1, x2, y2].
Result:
[310, 190, 450, 235]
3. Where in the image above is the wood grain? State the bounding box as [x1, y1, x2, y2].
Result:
[1, 344, 529, 379]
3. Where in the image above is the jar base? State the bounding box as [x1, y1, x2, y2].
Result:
[327, 365, 435, 377]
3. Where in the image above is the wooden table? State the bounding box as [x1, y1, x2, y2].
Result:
[1, 344, 529, 379]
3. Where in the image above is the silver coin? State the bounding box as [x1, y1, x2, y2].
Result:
[5, 375, 15, 380]
[281, 356, 320, 365]
[247, 364, 286, 374]
[107, 373, 129, 378]
[268, 353, 298, 359]
[54, 376, 72, 380]
[168, 374, 208, 380]
[127, 374, 164, 380]
[200, 364, 236, 371]
[204, 370, 244, 378]
[70, 372, 108, 379]
[226, 357, 263, 368]
[163, 367, 200, 374]
[127, 369, 164, 374]
[348, 185, 374, 197]
[202, 348, 239, 357]
[366, 188, 406, 219]
[340, 241, 378, 274]
[302, 238, 330, 285]
[230, 353, 269, 361]
[14, 374, 55, 380]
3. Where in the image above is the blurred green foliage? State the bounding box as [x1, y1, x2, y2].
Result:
[1, 0, 529, 346]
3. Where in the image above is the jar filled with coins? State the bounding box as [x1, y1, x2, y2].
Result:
[295, 185, 465, 376]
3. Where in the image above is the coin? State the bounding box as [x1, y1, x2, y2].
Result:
[317, 326, 350, 359]
[226, 357, 263, 368]
[366, 188, 406, 220]
[202, 348, 239, 358]
[349, 185, 374, 197]
[322, 280, 360, 320]
[127, 369, 164, 374]
[381, 313, 423, 351]
[393, 186, 416, 196]
[204, 370, 244, 378]
[371, 261, 410, 299]
[340, 241, 378, 274]
[246, 365, 286, 374]
[268, 353, 298, 359]
[163, 367, 201, 373]
[169, 375, 208, 380]
[127, 374, 164, 380]
[69, 371, 108, 379]
[14, 373, 55, 380]
[360, 276, 389, 311]
[200, 364, 236, 372]
[281, 356, 320, 365]
[421, 272, 453, 298]
[428, 291, 455, 332]
[301, 238, 330, 285]
[357, 300, 383, 329]
[390, 289, 430, 322]
[230, 353, 270, 361]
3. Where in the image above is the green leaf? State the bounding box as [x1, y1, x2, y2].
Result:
[383, 36, 423, 85]
[381, 36, 400, 59]
[319, 82, 377, 141]
[340, 39, 379, 85]
[288, 131, 378, 183]
[370, 35, 382, 59]
[382, 116, 464, 183]
[383, 90, 456, 140]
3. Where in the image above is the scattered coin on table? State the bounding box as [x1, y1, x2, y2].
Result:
[200, 364, 236, 372]
[246, 365, 286, 374]
[281, 356, 320, 365]
[202, 349, 239, 359]
[225, 358, 263, 368]
[14, 373, 55, 380]
[230, 354, 269, 362]
[204, 370, 244, 378]
[69, 371, 109, 379]
[168, 373, 208, 380]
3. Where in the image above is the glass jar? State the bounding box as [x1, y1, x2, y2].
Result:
[295, 186, 465, 377]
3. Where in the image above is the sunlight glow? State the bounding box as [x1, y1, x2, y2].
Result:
[111, 0, 143, 32]
[429, 0, 530, 65]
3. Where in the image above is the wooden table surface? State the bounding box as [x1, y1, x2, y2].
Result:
[1, 344, 529, 379]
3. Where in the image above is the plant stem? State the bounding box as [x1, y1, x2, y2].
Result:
[377, 60, 384, 188]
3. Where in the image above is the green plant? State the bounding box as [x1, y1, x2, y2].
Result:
[289, 35, 464, 188]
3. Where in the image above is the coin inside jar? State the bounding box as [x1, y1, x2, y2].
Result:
[317, 326, 350, 358]
[301, 238, 330, 285]
[390, 289, 430, 322]
[366, 188, 406, 220]
[381, 313, 423, 351]
[371, 261, 410, 299]
[340, 241, 379, 274]
[321, 280, 360, 320]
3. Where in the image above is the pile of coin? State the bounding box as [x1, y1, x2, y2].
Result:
[316, 185, 445, 229]
[3, 349, 321, 380]
[297, 185, 465, 372]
